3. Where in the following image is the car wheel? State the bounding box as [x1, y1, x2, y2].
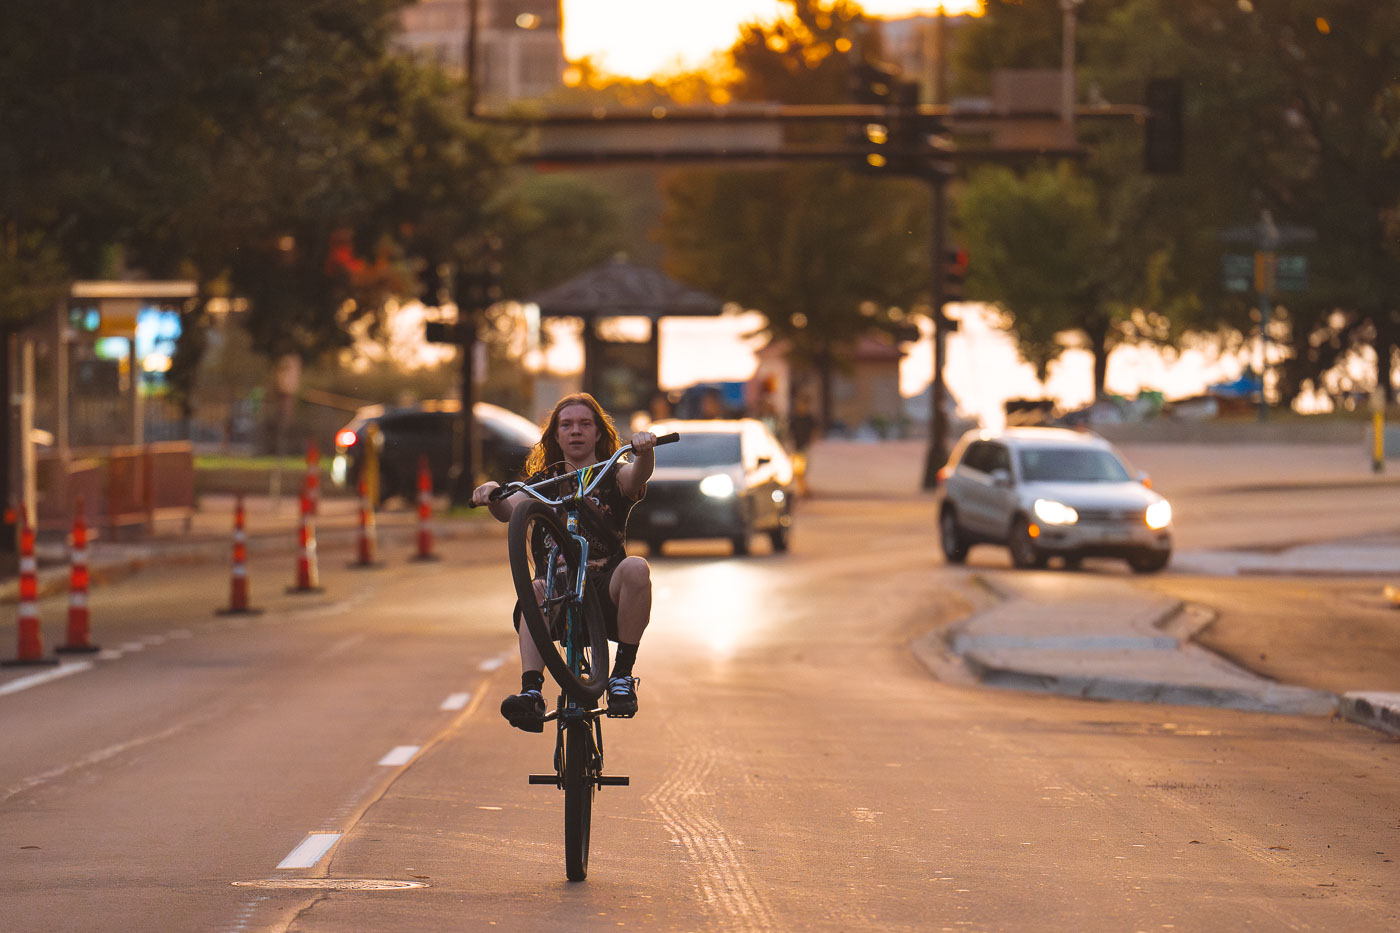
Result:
[939, 507, 969, 564]
[1008, 517, 1047, 569]
[1062, 555, 1084, 571]
[731, 532, 751, 556]
[1128, 551, 1171, 574]
[647, 539, 665, 556]
[768, 516, 791, 553]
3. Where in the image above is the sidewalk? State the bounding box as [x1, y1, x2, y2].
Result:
[803, 436, 1400, 739]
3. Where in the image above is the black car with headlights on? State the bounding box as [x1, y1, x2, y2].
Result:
[331, 400, 539, 504]
[628, 418, 795, 556]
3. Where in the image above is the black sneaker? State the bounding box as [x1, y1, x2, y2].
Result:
[606, 676, 638, 718]
[500, 688, 546, 732]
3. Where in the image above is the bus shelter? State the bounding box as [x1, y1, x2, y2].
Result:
[529, 256, 726, 423]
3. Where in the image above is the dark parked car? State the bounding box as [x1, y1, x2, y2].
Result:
[331, 401, 539, 503]
[629, 418, 795, 555]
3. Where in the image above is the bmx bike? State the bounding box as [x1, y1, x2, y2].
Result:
[487, 433, 678, 880]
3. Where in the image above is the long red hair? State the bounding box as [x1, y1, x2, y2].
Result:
[525, 393, 623, 475]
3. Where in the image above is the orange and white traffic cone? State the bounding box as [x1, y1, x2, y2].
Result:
[216, 494, 263, 616]
[57, 500, 99, 653]
[409, 455, 439, 562]
[349, 479, 380, 569]
[4, 509, 57, 667]
[287, 488, 323, 593]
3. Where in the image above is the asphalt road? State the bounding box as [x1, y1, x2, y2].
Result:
[3, 487, 1398, 932]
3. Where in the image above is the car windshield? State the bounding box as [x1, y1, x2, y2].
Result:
[1018, 447, 1132, 483]
[655, 433, 742, 467]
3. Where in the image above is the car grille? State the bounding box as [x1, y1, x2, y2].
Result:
[1076, 507, 1146, 523]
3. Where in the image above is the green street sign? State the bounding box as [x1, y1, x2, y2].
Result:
[1275, 254, 1308, 292]
[1222, 254, 1252, 293]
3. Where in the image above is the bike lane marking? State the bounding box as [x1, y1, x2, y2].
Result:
[0, 662, 93, 697]
[276, 832, 343, 869]
[440, 692, 471, 710]
[377, 745, 420, 767]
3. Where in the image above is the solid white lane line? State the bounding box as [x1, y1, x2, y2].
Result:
[276, 832, 342, 870]
[0, 662, 93, 697]
[377, 745, 420, 767]
[440, 692, 470, 711]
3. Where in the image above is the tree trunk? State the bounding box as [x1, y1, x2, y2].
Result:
[815, 343, 836, 435]
[1082, 312, 1110, 398]
[0, 328, 14, 562]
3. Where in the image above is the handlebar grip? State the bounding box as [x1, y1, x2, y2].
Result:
[486, 484, 516, 504]
[655, 433, 680, 446]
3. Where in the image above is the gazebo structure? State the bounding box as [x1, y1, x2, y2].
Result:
[529, 255, 726, 421]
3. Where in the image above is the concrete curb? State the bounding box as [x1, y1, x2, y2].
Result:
[924, 573, 1341, 720]
[1339, 692, 1400, 738]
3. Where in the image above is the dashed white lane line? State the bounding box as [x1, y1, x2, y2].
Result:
[97, 649, 123, 661]
[120, 641, 146, 652]
[478, 654, 507, 672]
[276, 832, 342, 870]
[377, 745, 420, 767]
[0, 662, 93, 696]
[440, 692, 471, 711]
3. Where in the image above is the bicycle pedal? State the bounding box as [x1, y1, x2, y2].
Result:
[604, 709, 636, 719]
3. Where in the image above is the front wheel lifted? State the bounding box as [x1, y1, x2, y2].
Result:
[508, 501, 610, 703]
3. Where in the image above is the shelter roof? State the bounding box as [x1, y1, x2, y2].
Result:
[529, 255, 724, 320]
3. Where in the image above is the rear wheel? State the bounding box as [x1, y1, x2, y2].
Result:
[563, 720, 594, 882]
[939, 507, 968, 564]
[508, 501, 609, 703]
[1008, 517, 1047, 569]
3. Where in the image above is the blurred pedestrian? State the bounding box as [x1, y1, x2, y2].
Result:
[788, 395, 817, 498]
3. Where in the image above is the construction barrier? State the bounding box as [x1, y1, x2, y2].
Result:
[349, 480, 380, 569]
[410, 455, 439, 562]
[216, 494, 263, 616]
[288, 487, 324, 593]
[4, 509, 57, 667]
[57, 500, 99, 653]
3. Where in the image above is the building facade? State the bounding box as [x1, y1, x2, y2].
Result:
[396, 0, 565, 103]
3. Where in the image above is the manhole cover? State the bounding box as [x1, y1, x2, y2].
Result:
[232, 879, 427, 891]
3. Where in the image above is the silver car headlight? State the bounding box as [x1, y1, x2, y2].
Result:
[1145, 499, 1172, 530]
[1033, 498, 1079, 525]
[699, 473, 736, 499]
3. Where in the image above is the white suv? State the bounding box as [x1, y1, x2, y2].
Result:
[937, 427, 1173, 573]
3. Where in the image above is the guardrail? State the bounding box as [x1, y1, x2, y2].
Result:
[36, 442, 195, 536]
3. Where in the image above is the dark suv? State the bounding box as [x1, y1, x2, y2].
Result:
[331, 401, 539, 503]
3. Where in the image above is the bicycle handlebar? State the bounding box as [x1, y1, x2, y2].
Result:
[481, 432, 679, 507]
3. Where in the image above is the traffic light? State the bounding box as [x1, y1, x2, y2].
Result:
[1144, 77, 1184, 174]
[944, 248, 969, 301]
[848, 60, 899, 172]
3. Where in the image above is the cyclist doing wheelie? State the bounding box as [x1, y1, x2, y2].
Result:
[472, 392, 658, 732]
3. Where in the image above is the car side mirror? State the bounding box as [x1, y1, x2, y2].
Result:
[990, 468, 1012, 488]
[1138, 471, 1153, 489]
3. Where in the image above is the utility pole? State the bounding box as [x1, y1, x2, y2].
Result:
[921, 9, 953, 490]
